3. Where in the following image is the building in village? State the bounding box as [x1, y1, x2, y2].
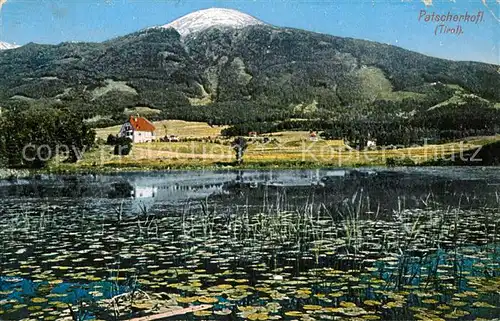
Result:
[118, 116, 156, 143]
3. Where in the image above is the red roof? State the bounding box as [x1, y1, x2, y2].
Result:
[129, 116, 156, 132]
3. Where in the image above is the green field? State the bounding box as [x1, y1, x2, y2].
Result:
[44, 120, 500, 172]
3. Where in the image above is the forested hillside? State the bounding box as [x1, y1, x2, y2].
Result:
[0, 24, 498, 141]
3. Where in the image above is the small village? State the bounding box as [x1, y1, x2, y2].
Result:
[112, 115, 377, 151]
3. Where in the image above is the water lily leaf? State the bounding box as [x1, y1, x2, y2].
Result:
[198, 296, 218, 304]
[472, 301, 495, 308]
[30, 297, 48, 304]
[339, 302, 357, 308]
[363, 300, 382, 306]
[247, 313, 269, 320]
[193, 310, 212, 317]
[132, 302, 154, 310]
[284, 311, 304, 317]
[302, 305, 322, 311]
[328, 291, 343, 298]
[324, 307, 344, 313]
[341, 307, 368, 317]
[382, 301, 403, 309]
[449, 300, 467, 307]
[176, 296, 198, 304]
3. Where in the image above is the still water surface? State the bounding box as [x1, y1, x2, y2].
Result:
[0, 168, 499, 320]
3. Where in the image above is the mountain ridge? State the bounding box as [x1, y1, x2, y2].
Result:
[0, 9, 498, 127]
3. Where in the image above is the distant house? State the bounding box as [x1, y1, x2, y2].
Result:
[367, 140, 377, 148]
[161, 135, 179, 142]
[309, 131, 318, 141]
[119, 116, 156, 143]
[248, 131, 258, 138]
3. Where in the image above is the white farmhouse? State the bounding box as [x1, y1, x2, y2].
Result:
[119, 116, 156, 143]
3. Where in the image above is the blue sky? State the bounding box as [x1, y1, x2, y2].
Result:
[0, 0, 498, 64]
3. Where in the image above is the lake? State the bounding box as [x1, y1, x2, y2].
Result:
[0, 168, 499, 320]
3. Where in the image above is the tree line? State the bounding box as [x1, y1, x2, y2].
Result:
[222, 100, 500, 147]
[0, 107, 95, 169]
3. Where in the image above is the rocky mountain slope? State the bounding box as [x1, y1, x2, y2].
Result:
[0, 9, 498, 126]
[0, 41, 19, 50]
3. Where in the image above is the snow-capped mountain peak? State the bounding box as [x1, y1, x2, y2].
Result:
[159, 8, 265, 37]
[0, 41, 19, 50]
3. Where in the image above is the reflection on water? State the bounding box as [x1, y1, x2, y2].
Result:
[133, 186, 158, 199]
[0, 168, 499, 320]
[1, 168, 499, 209]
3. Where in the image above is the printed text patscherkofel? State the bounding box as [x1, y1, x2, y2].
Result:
[418, 10, 485, 36]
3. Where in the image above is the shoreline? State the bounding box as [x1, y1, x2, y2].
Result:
[2, 135, 499, 178]
[2, 161, 499, 180]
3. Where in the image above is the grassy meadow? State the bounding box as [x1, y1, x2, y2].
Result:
[50, 120, 500, 172]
